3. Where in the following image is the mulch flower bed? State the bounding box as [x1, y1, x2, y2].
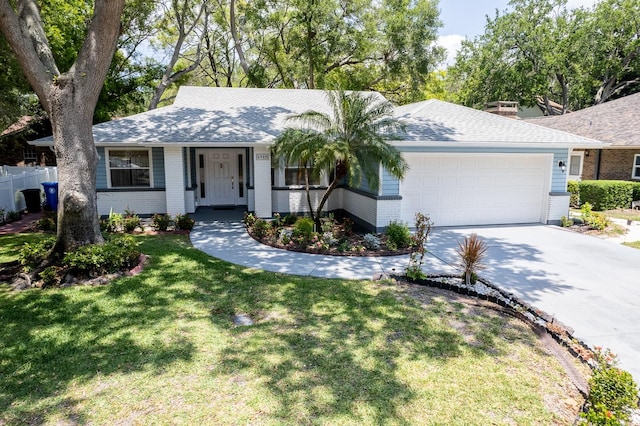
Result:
[245, 214, 413, 257]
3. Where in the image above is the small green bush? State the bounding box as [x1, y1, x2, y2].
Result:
[582, 347, 638, 425]
[175, 214, 195, 231]
[252, 218, 271, 240]
[151, 213, 172, 231]
[63, 235, 140, 276]
[293, 217, 315, 242]
[581, 202, 610, 230]
[578, 180, 634, 211]
[36, 214, 56, 233]
[19, 238, 55, 271]
[101, 211, 123, 233]
[39, 266, 58, 287]
[5, 210, 21, 223]
[283, 214, 298, 225]
[567, 180, 580, 208]
[560, 216, 574, 227]
[386, 221, 412, 251]
[123, 215, 142, 233]
[243, 212, 257, 227]
[363, 233, 381, 250]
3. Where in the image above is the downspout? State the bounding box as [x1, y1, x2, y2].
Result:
[595, 149, 602, 180]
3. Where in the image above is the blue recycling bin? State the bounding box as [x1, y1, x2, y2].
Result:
[42, 182, 59, 211]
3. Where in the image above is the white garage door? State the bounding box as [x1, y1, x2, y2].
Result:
[400, 154, 550, 227]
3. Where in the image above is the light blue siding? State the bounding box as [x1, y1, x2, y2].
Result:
[551, 150, 570, 192]
[96, 147, 107, 189]
[381, 168, 400, 196]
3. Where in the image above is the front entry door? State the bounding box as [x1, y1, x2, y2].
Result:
[199, 150, 237, 206]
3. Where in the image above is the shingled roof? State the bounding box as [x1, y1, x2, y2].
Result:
[31, 86, 605, 148]
[525, 93, 640, 146]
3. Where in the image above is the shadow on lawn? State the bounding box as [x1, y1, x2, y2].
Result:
[205, 271, 521, 424]
[0, 237, 198, 424]
[0, 234, 551, 424]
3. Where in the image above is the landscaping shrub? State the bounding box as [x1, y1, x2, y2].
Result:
[363, 233, 381, 250]
[581, 347, 638, 425]
[19, 237, 55, 271]
[633, 182, 640, 202]
[560, 216, 574, 228]
[581, 202, 610, 231]
[567, 180, 580, 208]
[292, 217, 314, 242]
[151, 213, 172, 231]
[406, 212, 433, 280]
[455, 233, 488, 285]
[385, 221, 411, 251]
[5, 210, 21, 223]
[123, 215, 142, 233]
[0, 208, 5, 224]
[243, 212, 257, 227]
[101, 211, 123, 233]
[578, 180, 634, 211]
[36, 211, 57, 233]
[63, 235, 140, 276]
[175, 213, 195, 231]
[283, 214, 298, 225]
[252, 218, 271, 240]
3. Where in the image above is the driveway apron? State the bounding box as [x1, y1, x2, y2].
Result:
[191, 221, 640, 383]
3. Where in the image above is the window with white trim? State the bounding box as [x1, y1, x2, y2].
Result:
[633, 154, 640, 179]
[106, 149, 152, 188]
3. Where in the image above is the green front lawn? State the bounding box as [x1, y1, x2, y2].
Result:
[0, 234, 584, 425]
[623, 241, 640, 250]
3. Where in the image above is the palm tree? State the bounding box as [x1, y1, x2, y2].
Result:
[272, 89, 408, 226]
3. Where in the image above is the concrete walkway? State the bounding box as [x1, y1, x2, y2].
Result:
[190, 214, 640, 383]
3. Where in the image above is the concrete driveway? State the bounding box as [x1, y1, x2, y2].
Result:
[426, 224, 640, 384]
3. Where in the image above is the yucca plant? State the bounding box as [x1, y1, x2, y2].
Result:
[456, 233, 488, 285]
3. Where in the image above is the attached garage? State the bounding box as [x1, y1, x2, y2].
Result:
[400, 153, 551, 227]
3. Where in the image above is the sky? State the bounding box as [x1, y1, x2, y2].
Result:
[437, 0, 601, 66]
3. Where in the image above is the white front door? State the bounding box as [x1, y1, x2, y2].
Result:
[198, 150, 239, 206]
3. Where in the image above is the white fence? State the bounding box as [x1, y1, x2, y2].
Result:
[0, 166, 58, 213]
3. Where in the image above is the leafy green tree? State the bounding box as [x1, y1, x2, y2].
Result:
[449, 0, 640, 114]
[0, 0, 125, 255]
[194, 0, 444, 103]
[272, 90, 408, 225]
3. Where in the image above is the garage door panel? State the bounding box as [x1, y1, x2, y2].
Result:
[401, 154, 549, 226]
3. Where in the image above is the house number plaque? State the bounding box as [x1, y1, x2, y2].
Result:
[255, 153, 270, 161]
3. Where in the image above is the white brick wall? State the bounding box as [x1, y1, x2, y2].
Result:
[547, 193, 570, 224]
[272, 189, 328, 214]
[97, 191, 166, 216]
[253, 147, 272, 217]
[163, 146, 186, 214]
[341, 190, 402, 230]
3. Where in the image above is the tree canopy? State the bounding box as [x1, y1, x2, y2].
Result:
[448, 0, 640, 114]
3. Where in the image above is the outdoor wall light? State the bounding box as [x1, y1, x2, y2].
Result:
[558, 160, 566, 173]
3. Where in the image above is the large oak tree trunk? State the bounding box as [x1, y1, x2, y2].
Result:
[49, 83, 103, 254]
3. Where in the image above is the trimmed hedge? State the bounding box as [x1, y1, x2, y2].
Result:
[567, 180, 580, 208]
[634, 182, 640, 201]
[578, 180, 635, 211]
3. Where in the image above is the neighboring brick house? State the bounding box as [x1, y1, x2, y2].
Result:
[0, 116, 54, 166]
[526, 93, 640, 182]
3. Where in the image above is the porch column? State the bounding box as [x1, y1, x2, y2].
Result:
[253, 146, 272, 218]
[163, 145, 186, 215]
